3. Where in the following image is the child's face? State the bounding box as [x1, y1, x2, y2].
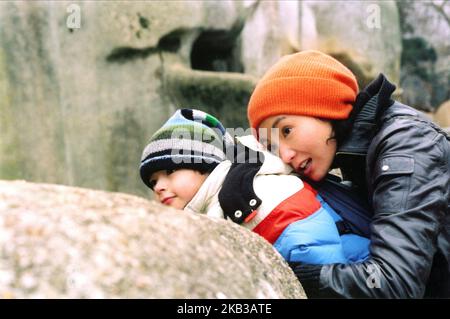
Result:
[149, 169, 208, 210]
[258, 115, 337, 181]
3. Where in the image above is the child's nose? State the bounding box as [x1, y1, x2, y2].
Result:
[153, 179, 167, 193]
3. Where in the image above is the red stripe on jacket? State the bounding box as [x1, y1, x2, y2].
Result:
[252, 182, 320, 244]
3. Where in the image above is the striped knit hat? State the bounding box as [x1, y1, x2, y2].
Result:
[140, 108, 234, 188]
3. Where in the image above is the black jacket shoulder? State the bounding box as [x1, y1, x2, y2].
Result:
[321, 74, 450, 298]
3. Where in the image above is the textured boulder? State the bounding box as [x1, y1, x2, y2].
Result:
[434, 100, 450, 133]
[3, 1, 436, 199]
[240, 1, 402, 91]
[0, 1, 251, 197]
[164, 63, 257, 129]
[398, 1, 450, 111]
[0, 180, 305, 299]
[306, 1, 402, 86]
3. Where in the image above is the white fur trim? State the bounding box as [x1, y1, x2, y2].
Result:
[184, 160, 231, 218]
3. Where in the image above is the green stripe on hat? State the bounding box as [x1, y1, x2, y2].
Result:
[151, 125, 222, 143]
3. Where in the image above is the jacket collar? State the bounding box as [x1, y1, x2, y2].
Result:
[237, 135, 293, 175]
[336, 73, 396, 159]
[217, 135, 294, 224]
[184, 160, 232, 219]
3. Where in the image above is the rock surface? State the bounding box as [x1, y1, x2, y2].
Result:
[240, 0, 402, 86]
[1, 1, 439, 197]
[0, 180, 305, 299]
[0, 1, 251, 197]
[398, 1, 450, 110]
[433, 100, 450, 133]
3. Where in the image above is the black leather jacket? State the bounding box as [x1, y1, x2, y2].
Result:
[320, 74, 450, 298]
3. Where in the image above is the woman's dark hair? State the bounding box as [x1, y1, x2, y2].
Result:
[320, 116, 356, 171]
[327, 118, 354, 147]
[323, 100, 362, 148]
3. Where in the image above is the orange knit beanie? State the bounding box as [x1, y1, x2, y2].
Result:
[247, 50, 358, 130]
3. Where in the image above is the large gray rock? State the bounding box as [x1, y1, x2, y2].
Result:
[434, 100, 450, 133]
[306, 1, 402, 87]
[0, 1, 254, 197]
[398, 1, 450, 110]
[0, 180, 305, 299]
[241, 1, 402, 88]
[164, 63, 257, 129]
[1, 1, 429, 198]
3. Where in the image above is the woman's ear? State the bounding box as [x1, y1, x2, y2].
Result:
[326, 128, 337, 145]
[328, 118, 354, 147]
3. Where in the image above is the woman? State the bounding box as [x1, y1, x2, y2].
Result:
[247, 50, 449, 298]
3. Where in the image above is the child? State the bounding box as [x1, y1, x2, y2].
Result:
[139, 108, 370, 265]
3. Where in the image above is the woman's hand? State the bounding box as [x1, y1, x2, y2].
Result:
[288, 262, 325, 298]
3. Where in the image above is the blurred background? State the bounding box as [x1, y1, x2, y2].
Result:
[0, 0, 449, 198]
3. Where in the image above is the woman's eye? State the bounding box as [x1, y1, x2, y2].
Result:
[166, 169, 175, 175]
[149, 180, 156, 190]
[281, 126, 292, 137]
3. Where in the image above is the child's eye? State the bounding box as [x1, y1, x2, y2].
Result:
[148, 179, 156, 190]
[281, 126, 292, 137]
[166, 169, 175, 175]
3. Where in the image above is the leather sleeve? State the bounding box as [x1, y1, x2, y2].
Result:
[319, 117, 449, 298]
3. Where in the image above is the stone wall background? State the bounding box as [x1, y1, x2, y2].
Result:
[0, 0, 448, 196]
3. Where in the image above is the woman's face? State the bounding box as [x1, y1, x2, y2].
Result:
[258, 115, 337, 181]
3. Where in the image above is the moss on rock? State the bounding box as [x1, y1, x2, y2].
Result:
[165, 64, 258, 129]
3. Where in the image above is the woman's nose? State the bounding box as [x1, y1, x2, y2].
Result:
[279, 144, 296, 164]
